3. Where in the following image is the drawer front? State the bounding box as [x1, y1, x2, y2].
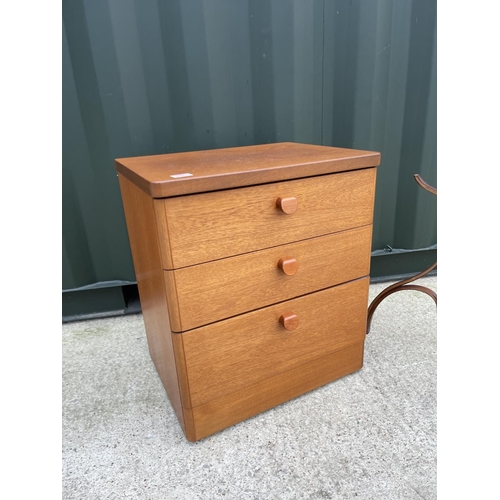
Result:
[180, 277, 369, 407]
[191, 342, 364, 441]
[161, 168, 376, 269]
[166, 225, 372, 332]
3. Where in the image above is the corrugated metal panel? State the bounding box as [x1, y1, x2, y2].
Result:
[63, 0, 436, 291]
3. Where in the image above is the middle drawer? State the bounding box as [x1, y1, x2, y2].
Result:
[164, 224, 372, 332]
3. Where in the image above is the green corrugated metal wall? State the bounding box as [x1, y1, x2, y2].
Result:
[62, 0, 436, 318]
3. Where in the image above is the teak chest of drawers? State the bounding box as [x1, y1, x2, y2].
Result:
[116, 142, 380, 442]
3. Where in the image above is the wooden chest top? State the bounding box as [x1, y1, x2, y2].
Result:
[115, 142, 381, 198]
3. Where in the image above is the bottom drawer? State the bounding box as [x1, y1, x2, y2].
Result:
[188, 341, 364, 441]
[179, 276, 369, 409]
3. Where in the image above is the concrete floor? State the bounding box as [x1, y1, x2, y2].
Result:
[62, 276, 437, 500]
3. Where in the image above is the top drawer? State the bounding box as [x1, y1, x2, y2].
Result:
[158, 168, 376, 269]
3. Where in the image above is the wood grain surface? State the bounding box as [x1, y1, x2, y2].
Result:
[161, 168, 376, 269]
[115, 142, 380, 198]
[181, 277, 369, 407]
[191, 341, 364, 441]
[165, 225, 372, 332]
[117, 175, 190, 435]
[117, 143, 380, 442]
[152, 199, 174, 270]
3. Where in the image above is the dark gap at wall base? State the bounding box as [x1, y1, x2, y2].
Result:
[370, 249, 436, 283]
[62, 285, 140, 323]
[62, 250, 437, 323]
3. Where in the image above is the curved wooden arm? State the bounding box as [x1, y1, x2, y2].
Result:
[367, 174, 437, 334]
[414, 174, 437, 195]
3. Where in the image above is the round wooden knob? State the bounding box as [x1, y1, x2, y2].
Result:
[279, 312, 299, 331]
[278, 257, 299, 276]
[276, 196, 298, 214]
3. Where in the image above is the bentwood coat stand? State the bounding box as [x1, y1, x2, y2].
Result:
[115, 142, 380, 442]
